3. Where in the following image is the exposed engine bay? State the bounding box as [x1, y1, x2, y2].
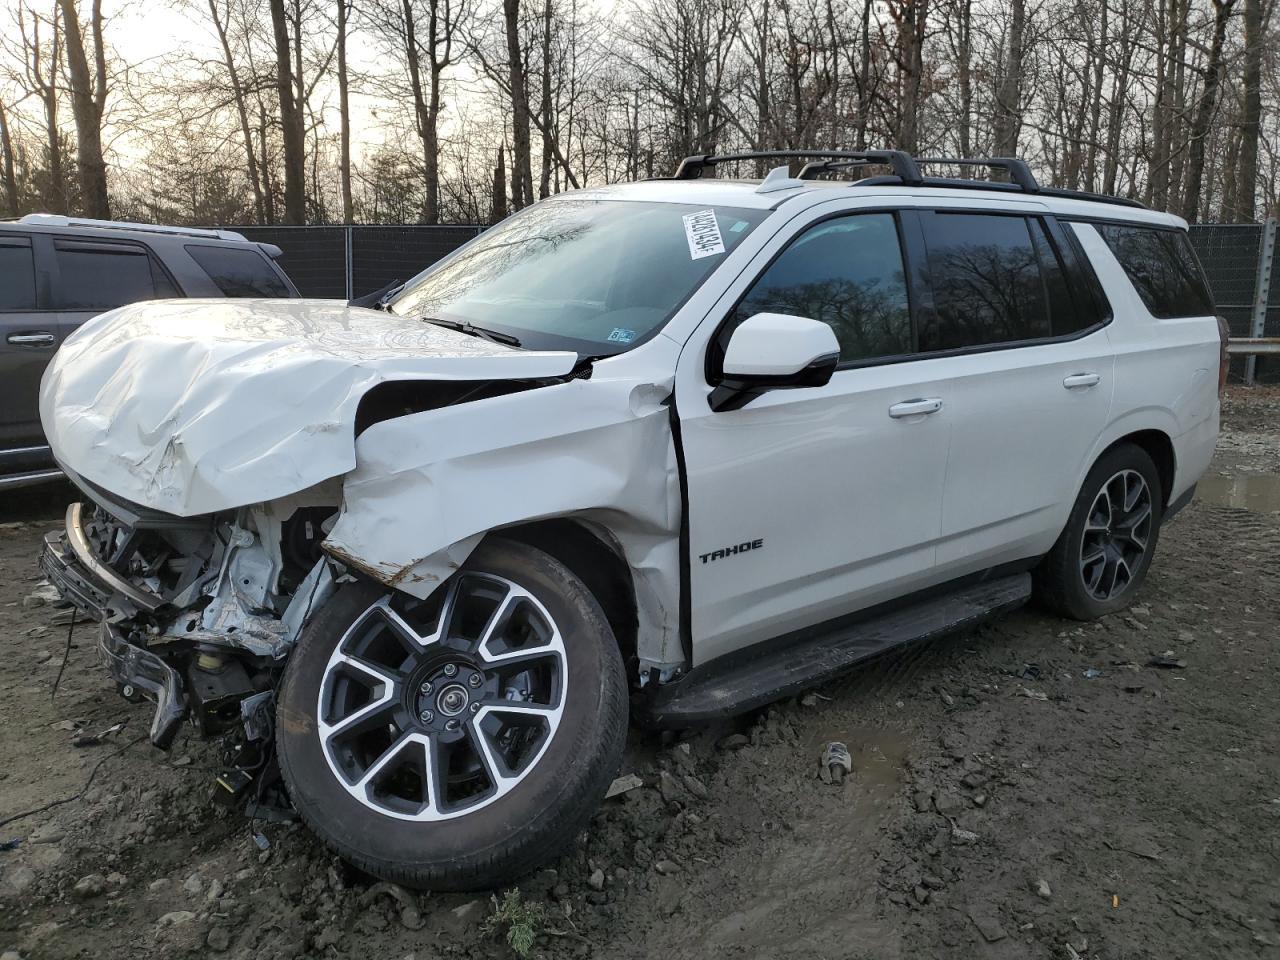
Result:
[41, 475, 344, 813]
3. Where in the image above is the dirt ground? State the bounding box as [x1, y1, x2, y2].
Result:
[2, 387, 1278, 960]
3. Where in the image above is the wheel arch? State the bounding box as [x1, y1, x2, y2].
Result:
[1098, 429, 1176, 508]
[489, 518, 640, 678]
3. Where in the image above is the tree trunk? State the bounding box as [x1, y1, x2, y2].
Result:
[209, 0, 265, 223]
[538, 0, 553, 199]
[0, 99, 18, 217]
[1235, 0, 1267, 220]
[269, 0, 307, 223]
[337, 0, 353, 223]
[57, 0, 110, 218]
[504, 0, 535, 208]
[991, 0, 1024, 157]
[492, 143, 508, 221]
[1183, 0, 1234, 222]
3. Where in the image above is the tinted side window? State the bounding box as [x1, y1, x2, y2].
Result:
[728, 213, 911, 364]
[1095, 223, 1213, 318]
[920, 213, 1049, 352]
[53, 242, 159, 310]
[186, 245, 290, 298]
[0, 238, 37, 310]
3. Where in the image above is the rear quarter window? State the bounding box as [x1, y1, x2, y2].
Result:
[1095, 223, 1214, 318]
[186, 244, 291, 298]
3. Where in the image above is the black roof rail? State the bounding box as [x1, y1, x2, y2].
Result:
[667, 149, 1148, 210]
[915, 156, 1040, 192]
[671, 150, 923, 186]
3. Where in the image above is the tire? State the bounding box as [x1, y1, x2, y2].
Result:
[1035, 443, 1164, 620]
[276, 537, 628, 890]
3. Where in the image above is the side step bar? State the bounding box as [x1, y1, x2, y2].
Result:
[643, 573, 1032, 727]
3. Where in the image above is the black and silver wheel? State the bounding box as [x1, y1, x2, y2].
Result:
[1035, 443, 1164, 620]
[276, 538, 627, 890]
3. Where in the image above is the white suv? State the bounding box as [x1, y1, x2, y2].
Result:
[40, 151, 1224, 890]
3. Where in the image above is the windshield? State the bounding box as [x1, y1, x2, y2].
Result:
[388, 198, 768, 354]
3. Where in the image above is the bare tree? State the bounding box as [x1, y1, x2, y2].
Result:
[56, 0, 110, 217]
[269, 0, 307, 222]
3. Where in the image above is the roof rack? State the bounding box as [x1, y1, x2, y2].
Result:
[672, 150, 923, 186]
[667, 150, 1147, 209]
[17, 213, 250, 242]
[915, 156, 1040, 192]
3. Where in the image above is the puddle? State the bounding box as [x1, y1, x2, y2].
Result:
[1197, 473, 1280, 512]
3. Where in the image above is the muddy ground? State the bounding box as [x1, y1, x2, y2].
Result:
[2, 387, 1278, 960]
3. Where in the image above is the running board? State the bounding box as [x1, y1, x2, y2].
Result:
[643, 572, 1032, 727]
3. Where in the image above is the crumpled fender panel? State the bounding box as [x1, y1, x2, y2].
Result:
[324, 350, 684, 668]
[40, 298, 577, 516]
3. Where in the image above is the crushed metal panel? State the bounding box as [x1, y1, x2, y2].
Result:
[39, 298, 577, 517]
[324, 346, 686, 669]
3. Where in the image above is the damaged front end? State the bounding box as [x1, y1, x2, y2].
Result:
[41, 473, 341, 803]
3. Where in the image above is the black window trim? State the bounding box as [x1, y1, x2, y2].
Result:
[1070, 217, 1216, 319]
[183, 241, 295, 298]
[48, 233, 184, 309]
[705, 205, 1115, 388]
[0, 233, 41, 313]
[705, 206, 922, 383]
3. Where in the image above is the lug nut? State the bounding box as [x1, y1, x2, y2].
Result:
[467, 673, 483, 688]
[443, 663, 458, 678]
[419, 709, 434, 723]
[420, 680, 433, 694]
[445, 718, 460, 731]
[470, 702, 481, 714]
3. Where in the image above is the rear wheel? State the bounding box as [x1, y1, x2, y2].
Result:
[276, 538, 628, 890]
[1035, 443, 1164, 620]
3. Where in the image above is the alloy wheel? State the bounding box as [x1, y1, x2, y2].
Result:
[1079, 468, 1153, 601]
[315, 573, 566, 821]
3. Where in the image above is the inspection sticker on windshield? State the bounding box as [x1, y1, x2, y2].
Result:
[683, 209, 725, 260]
[607, 327, 637, 344]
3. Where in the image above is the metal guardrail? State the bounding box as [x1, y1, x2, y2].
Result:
[1227, 338, 1280, 356]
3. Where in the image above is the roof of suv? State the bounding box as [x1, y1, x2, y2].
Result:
[6, 213, 282, 251]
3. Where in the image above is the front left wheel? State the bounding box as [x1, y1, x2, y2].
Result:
[275, 538, 628, 890]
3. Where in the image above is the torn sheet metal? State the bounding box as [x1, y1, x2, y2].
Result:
[40, 298, 577, 517]
[324, 339, 686, 669]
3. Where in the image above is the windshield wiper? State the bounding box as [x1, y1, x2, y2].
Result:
[422, 317, 522, 348]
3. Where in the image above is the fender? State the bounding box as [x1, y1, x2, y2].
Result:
[323, 344, 686, 672]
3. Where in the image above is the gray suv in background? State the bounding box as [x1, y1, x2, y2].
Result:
[0, 214, 298, 489]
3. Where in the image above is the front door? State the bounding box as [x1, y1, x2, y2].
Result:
[676, 210, 950, 665]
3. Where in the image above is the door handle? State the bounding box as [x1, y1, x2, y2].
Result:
[7, 332, 56, 347]
[1063, 372, 1101, 389]
[888, 398, 943, 419]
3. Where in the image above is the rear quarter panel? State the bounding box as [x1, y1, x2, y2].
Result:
[1070, 222, 1220, 504]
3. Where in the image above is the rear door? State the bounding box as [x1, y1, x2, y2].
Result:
[910, 209, 1116, 576]
[50, 236, 178, 337]
[0, 232, 57, 460]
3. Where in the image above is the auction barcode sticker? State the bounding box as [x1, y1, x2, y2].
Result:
[683, 209, 725, 260]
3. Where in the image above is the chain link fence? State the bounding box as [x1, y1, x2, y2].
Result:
[229, 221, 1279, 382]
[1189, 221, 1278, 382]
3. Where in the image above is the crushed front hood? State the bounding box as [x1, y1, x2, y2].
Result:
[40, 298, 577, 515]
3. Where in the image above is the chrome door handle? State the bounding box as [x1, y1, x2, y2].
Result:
[1063, 372, 1101, 389]
[888, 398, 943, 419]
[7, 332, 56, 347]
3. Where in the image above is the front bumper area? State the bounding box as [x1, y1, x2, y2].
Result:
[41, 504, 185, 748]
[99, 622, 186, 748]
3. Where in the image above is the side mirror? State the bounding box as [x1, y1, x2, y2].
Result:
[711, 312, 840, 412]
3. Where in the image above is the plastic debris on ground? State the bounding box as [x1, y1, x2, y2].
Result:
[818, 741, 852, 785]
